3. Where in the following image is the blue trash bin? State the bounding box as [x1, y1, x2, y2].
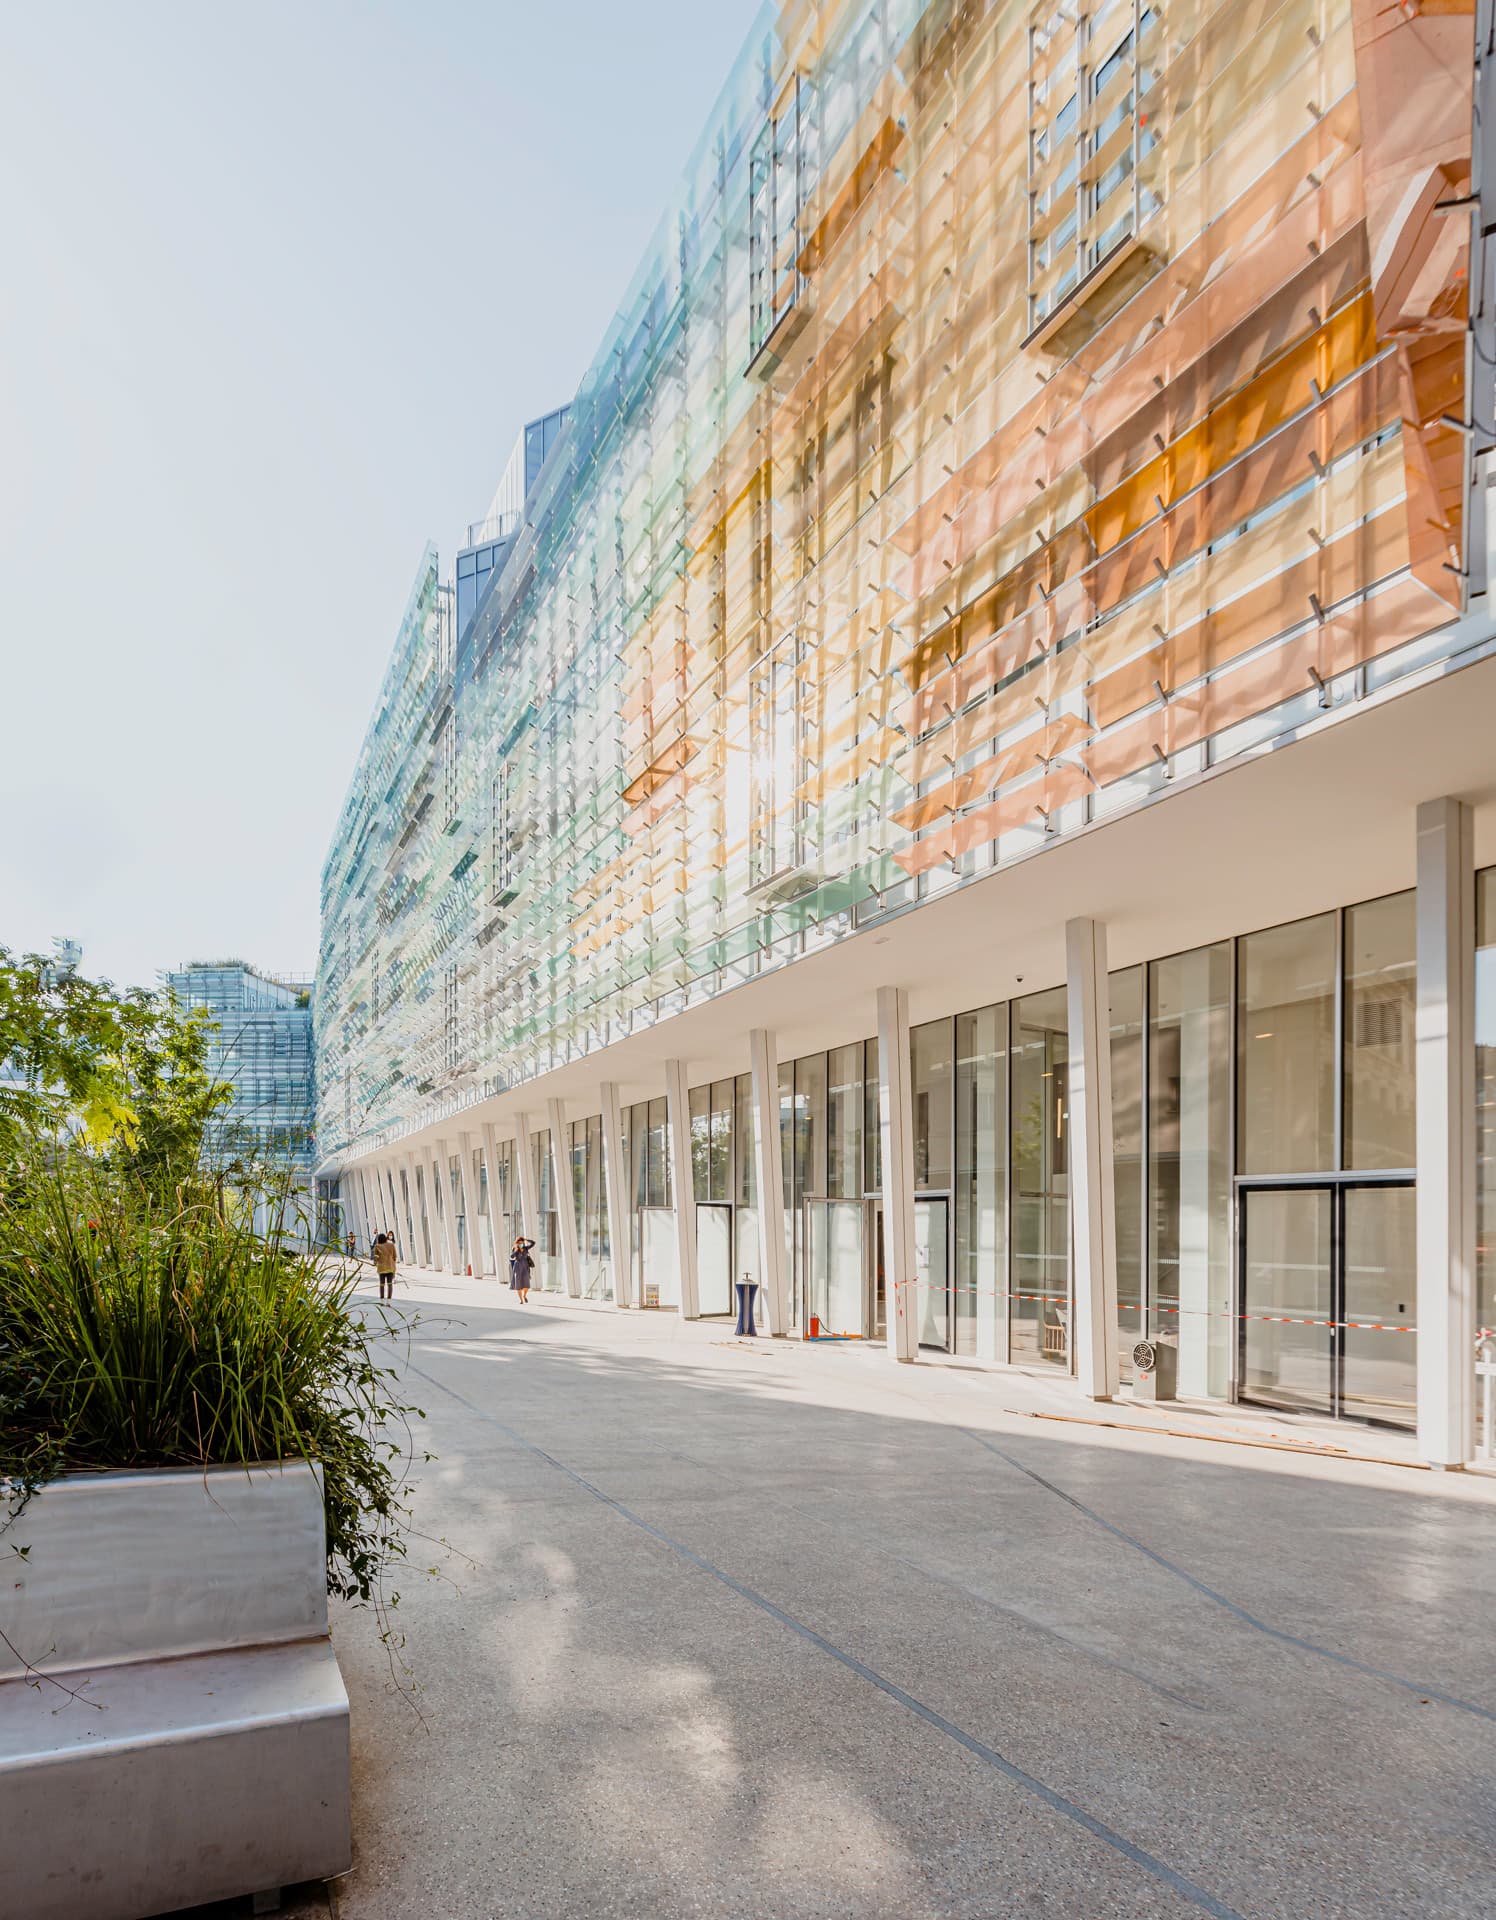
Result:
[734, 1277, 759, 1336]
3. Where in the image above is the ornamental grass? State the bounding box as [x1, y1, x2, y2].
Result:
[0, 1144, 422, 1603]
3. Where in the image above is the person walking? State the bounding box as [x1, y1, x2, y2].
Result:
[509, 1234, 536, 1304]
[372, 1231, 399, 1301]
[345, 1230, 357, 1257]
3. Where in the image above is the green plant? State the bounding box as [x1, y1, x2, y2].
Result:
[0, 946, 230, 1174]
[0, 1143, 423, 1604]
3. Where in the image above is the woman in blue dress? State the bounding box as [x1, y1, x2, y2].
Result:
[509, 1235, 536, 1303]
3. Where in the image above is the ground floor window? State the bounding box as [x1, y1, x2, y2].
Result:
[450, 863, 1494, 1429]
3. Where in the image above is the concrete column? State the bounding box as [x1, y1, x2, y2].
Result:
[389, 1159, 407, 1259]
[877, 986, 918, 1363]
[1416, 797, 1476, 1468]
[600, 1083, 633, 1308]
[342, 1172, 364, 1250]
[427, 1141, 454, 1274]
[663, 1059, 701, 1320]
[361, 1167, 380, 1242]
[388, 1162, 410, 1257]
[479, 1120, 504, 1275]
[354, 1168, 374, 1245]
[456, 1131, 481, 1276]
[515, 1110, 542, 1249]
[547, 1098, 583, 1297]
[365, 1165, 383, 1245]
[1066, 917, 1120, 1402]
[749, 1029, 790, 1336]
[403, 1154, 430, 1267]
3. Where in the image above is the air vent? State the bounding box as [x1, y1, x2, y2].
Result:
[1354, 999, 1404, 1049]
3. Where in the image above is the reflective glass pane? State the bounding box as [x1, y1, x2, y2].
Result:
[826, 1042, 864, 1199]
[1344, 893, 1415, 1170]
[690, 1086, 711, 1202]
[709, 1079, 733, 1203]
[912, 1019, 953, 1190]
[1110, 968, 1144, 1380]
[696, 1205, 733, 1315]
[1010, 987, 1069, 1368]
[1238, 915, 1336, 1174]
[1148, 944, 1232, 1397]
[1342, 1185, 1416, 1428]
[1242, 1187, 1333, 1416]
[735, 1073, 757, 1207]
[864, 1037, 882, 1192]
[956, 1004, 1007, 1360]
[916, 1196, 950, 1349]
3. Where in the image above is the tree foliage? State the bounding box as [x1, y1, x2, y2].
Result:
[0, 947, 230, 1176]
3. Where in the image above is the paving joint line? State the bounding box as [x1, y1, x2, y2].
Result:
[962, 1429, 1496, 1724]
[403, 1356, 1248, 1920]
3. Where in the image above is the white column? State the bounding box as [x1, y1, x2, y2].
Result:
[547, 1098, 583, 1297]
[749, 1029, 790, 1336]
[403, 1153, 430, 1267]
[600, 1083, 634, 1308]
[456, 1130, 481, 1275]
[430, 1141, 456, 1274]
[515, 1110, 542, 1248]
[877, 986, 918, 1363]
[479, 1120, 504, 1274]
[367, 1165, 385, 1246]
[1066, 916, 1120, 1402]
[663, 1059, 701, 1320]
[342, 1171, 364, 1249]
[389, 1161, 411, 1258]
[1416, 797, 1476, 1468]
[355, 1168, 375, 1245]
[390, 1159, 409, 1261]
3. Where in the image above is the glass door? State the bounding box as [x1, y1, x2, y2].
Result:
[866, 1199, 886, 1338]
[1340, 1185, 1416, 1427]
[1240, 1187, 1334, 1416]
[695, 1204, 733, 1315]
[1239, 1182, 1415, 1427]
[915, 1196, 951, 1350]
[804, 1198, 866, 1335]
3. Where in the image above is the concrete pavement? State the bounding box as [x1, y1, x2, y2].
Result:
[200, 1277, 1496, 1919]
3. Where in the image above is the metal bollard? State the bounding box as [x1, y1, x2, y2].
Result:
[735, 1275, 759, 1336]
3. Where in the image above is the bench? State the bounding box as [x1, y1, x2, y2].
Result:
[0, 1463, 351, 1920]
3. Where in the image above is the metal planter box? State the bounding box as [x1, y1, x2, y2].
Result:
[0, 1463, 352, 1920]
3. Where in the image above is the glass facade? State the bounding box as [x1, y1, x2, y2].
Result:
[1237, 916, 1337, 1177]
[316, 0, 1478, 1177]
[317, 3, 1496, 1443]
[165, 960, 316, 1235]
[355, 860, 1493, 1441]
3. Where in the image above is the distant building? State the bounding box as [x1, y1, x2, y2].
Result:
[164, 960, 317, 1236]
[453, 405, 570, 644]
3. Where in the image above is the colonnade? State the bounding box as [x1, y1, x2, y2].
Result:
[333, 801, 1480, 1469]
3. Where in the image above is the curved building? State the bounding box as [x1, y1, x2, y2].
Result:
[317, 0, 1496, 1462]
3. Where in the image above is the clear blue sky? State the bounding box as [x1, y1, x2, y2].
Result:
[0, 0, 759, 988]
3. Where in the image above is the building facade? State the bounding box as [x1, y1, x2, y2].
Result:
[166, 960, 318, 1232]
[318, 0, 1496, 1460]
